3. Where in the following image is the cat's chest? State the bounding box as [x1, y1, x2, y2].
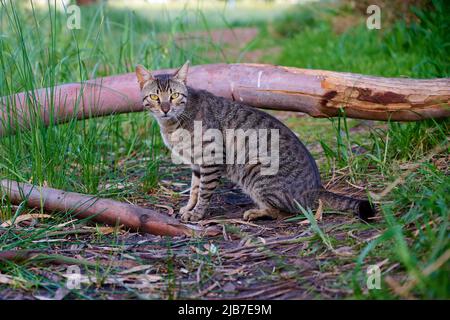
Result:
[159, 125, 194, 165]
[158, 119, 193, 149]
[160, 128, 176, 149]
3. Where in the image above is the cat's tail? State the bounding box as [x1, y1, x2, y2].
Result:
[318, 189, 376, 221]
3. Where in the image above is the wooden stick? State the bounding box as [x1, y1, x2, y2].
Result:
[1, 64, 448, 136]
[0, 179, 208, 237]
[0, 250, 98, 267]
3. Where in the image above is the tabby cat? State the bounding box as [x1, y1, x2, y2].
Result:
[136, 61, 375, 222]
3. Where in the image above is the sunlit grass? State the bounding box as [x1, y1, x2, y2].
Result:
[275, 0, 449, 299]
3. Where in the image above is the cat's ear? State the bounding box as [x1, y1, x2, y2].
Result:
[135, 64, 153, 89]
[173, 60, 190, 84]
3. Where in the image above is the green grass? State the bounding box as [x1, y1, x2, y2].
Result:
[275, 0, 449, 299]
[0, 0, 288, 300]
[277, 0, 449, 78]
[0, 1, 188, 297]
[107, 0, 292, 30]
[0, 0, 448, 300]
[0, 1, 189, 196]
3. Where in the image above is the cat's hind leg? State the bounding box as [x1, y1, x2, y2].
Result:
[243, 207, 282, 221]
[242, 188, 290, 221]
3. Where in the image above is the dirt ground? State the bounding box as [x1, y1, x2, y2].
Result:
[0, 27, 382, 300]
[0, 158, 383, 300]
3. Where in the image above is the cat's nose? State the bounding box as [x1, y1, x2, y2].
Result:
[161, 102, 170, 114]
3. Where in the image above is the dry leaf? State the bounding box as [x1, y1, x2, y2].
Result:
[297, 200, 323, 225]
[1, 214, 51, 227]
[0, 274, 16, 285]
[0, 273, 27, 285]
[118, 264, 153, 275]
[334, 246, 354, 257]
[82, 226, 121, 235]
[95, 226, 119, 235]
[315, 199, 323, 221]
[61, 274, 162, 287]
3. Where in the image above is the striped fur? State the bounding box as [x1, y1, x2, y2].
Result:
[136, 62, 376, 222]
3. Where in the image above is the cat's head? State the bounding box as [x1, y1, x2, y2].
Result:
[135, 61, 189, 121]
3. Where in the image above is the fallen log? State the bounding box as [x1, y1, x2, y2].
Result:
[1, 64, 449, 137]
[0, 179, 210, 237]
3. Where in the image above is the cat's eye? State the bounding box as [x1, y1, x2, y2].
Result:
[150, 94, 159, 101]
[171, 93, 179, 99]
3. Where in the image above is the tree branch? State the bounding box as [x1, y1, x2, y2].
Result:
[0, 180, 213, 237]
[1, 64, 448, 136]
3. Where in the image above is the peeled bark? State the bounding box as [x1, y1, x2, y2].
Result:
[0, 63, 449, 137]
[0, 180, 211, 237]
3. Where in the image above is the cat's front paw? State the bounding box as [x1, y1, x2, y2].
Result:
[179, 205, 193, 217]
[180, 207, 205, 222]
